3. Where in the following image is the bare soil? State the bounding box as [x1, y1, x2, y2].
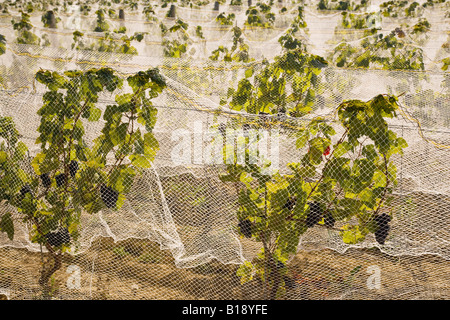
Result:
[0, 237, 448, 300]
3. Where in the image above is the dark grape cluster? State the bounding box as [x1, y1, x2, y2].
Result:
[69, 160, 79, 178]
[40, 161, 79, 188]
[238, 219, 252, 238]
[40, 173, 51, 188]
[374, 213, 391, 245]
[100, 184, 119, 208]
[45, 228, 71, 247]
[306, 202, 322, 227]
[283, 196, 296, 211]
[20, 184, 33, 197]
[55, 173, 67, 187]
[324, 211, 335, 228]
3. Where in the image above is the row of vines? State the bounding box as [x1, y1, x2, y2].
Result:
[0, 0, 448, 300]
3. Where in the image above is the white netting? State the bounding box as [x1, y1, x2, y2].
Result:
[0, 0, 449, 300]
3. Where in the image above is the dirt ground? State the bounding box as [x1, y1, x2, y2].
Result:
[0, 237, 448, 300]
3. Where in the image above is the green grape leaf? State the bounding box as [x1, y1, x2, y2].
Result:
[0, 213, 14, 241]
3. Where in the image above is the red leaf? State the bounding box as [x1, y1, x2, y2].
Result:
[323, 145, 331, 156]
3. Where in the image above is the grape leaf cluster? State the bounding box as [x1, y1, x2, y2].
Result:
[285, 198, 335, 228]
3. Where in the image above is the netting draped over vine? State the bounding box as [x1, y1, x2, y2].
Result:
[0, 43, 448, 262]
[0, 0, 448, 300]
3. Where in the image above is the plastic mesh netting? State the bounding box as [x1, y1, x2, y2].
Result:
[0, 0, 449, 300]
